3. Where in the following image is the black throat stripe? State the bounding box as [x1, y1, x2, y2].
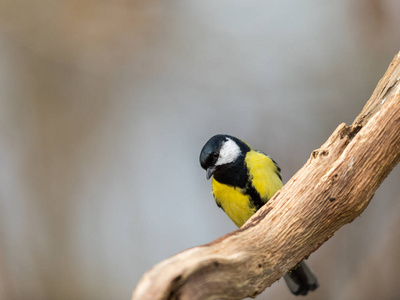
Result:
[245, 184, 267, 211]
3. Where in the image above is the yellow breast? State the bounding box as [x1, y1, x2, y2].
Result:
[244, 150, 283, 200]
[212, 150, 283, 228]
[212, 178, 255, 227]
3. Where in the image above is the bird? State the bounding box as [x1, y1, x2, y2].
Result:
[199, 134, 319, 296]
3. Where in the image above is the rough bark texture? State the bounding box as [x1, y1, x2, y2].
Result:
[132, 51, 400, 300]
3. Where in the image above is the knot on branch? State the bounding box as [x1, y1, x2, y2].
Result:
[339, 124, 363, 140]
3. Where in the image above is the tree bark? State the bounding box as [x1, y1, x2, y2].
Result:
[132, 50, 400, 300]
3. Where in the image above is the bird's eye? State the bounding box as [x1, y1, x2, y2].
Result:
[212, 152, 219, 158]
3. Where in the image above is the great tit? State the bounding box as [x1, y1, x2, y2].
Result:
[199, 134, 319, 296]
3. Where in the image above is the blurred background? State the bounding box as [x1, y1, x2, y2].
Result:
[0, 1, 400, 299]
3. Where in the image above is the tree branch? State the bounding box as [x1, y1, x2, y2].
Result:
[132, 50, 400, 300]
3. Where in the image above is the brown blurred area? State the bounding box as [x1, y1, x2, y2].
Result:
[0, 1, 400, 299]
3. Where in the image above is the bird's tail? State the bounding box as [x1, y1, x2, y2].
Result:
[283, 260, 319, 296]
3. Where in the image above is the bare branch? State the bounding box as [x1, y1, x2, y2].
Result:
[132, 50, 400, 300]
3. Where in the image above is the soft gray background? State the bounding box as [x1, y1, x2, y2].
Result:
[1, 1, 400, 299]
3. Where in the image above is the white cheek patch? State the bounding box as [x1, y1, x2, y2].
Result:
[216, 138, 241, 166]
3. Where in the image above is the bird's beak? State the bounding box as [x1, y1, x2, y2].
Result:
[206, 167, 216, 180]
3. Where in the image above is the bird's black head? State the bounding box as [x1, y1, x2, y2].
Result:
[199, 134, 250, 182]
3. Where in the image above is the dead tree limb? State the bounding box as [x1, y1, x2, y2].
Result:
[132, 51, 400, 300]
